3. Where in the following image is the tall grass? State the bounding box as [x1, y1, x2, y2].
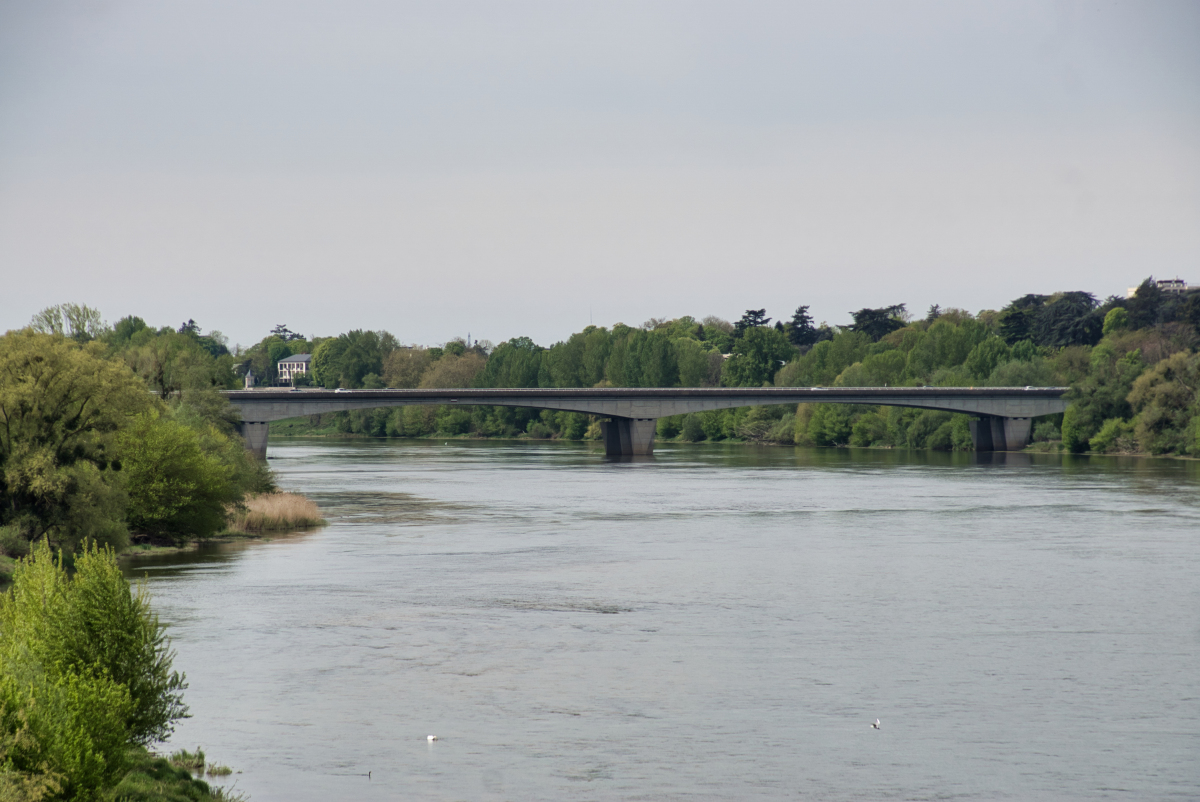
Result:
[228, 493, 325, 533]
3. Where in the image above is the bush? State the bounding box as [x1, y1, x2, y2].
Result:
[117, 413, 243, 541]
[0, 541, 188, 798]
[680, 414, 706, 442]
[1033, 420, 1061, 442]
[1089, 418, 1136, 454]
[656, 416, 682, 439]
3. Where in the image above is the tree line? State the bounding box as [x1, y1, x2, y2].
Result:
[1, 311, 273, 564]
[274, 279, 1200, 457]
[7, 275, 1200, 565]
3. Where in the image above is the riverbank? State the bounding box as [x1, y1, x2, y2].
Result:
[271, 426, 1196, 461]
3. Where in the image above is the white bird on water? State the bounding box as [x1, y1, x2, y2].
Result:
[871, 719, 881, 729]
[428, 735, 438, 742]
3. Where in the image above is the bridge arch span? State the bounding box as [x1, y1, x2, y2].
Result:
[223, 387, 1068, 458]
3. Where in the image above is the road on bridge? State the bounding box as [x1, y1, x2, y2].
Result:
[223, 386, 1068, 457]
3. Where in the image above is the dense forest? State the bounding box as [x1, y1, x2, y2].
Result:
[4, 278, 1199, 567]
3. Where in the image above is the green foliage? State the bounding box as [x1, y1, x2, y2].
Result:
[0, 541, 188, 799]
[680, 414, 706, 442]
[0, 331, 154, 552]
[1127, 351, 1200, 455]
[722, 327, 794, 387]
[116, 414, 242, 540]
[1060, 344, 1145, 452]
[1102, 307, 1129, 337]
[1088, 418, 1135, 454]
[28, 305, 108, 344]
[998, 292, 1103, 348]
[109, 747, 228, 802]
[777, 331, 871, 387]
[475, 337, 543, 388]
[848, 305, 907, 341]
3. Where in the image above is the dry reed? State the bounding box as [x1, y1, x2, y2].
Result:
[228, 492, 325, 533]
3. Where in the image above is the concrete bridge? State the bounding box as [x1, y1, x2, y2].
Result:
[223, 387, 1068, 458]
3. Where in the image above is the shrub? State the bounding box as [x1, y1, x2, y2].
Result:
[1089, 418, 1136, 454]
[656, 416, 682, 439]
[117, 413, 245, 541]
[680, 414, 706, 442]
[0, 541, 189, 797]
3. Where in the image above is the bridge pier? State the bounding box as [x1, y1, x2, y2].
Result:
[969, 416, 1032, 452]
[600, 418, 656, 456]
[237, 421, 270, 460]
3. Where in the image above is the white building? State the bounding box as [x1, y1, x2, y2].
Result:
[277, 353, 312, 383]
[1127, 278, 1197, 298]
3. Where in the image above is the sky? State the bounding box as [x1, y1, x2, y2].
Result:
[1, 0, 1198, 350]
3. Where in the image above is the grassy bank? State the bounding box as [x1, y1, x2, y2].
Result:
[111, 746, 243, 801]
[116, 492, 326, 562]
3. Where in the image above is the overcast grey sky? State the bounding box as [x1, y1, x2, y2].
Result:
[2, 0, 1198, 348]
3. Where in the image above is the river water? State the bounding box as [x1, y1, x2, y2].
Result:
[126, 439, 1200, 801]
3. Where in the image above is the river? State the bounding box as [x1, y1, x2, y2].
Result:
[126, 439, 1200, 801]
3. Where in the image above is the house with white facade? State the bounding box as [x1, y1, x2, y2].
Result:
[1127, 278, 1198, 298]
[277, 353, 311, 384]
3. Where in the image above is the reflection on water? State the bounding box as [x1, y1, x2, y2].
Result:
[128, 439, 1200, 801]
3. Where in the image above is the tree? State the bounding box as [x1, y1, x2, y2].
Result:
[0, 331, 154, 552]
[733, 309, 771, 338]
[722, 327, 794, 387]
[311, 338, 349, 388]
[419, 353, 487, 388]
[383, 348, 434, 388]
[111, 315, 149, 345]
[963, 336, 1011, 380]
[29, 304, 108, 343]
[1102, 307, 1130, 337]
[848, 305, 907, 341]
[122, 331, 235, 395]
[1126, 278, 1165, 330]
[270, 324, 304, 342]
[1127, 351, 1200, 454]
[787, 306, 819, 348]
[475, 337, 543, 388]
[116, 412, 242, 540]
[0, 540, 188, 796]
[998, 294, 1049, 344]
[1032, 292, 1102, 347]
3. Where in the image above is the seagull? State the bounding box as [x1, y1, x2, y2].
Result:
[871, 719, 881, 729]
[428, 735, 438, 742]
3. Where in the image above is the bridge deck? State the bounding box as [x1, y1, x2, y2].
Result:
[222, 387, 1068, 457]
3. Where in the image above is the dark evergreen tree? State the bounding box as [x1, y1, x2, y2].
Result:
[787, 305, 819, 347]
[1033, 292, 1102, 347]
[733, 309, 771, 338]
[998, 294, 1049, 344]
[271, 324, 304, 342]
[1125, 279, 1165, 330]
[848, 304, 907, 342]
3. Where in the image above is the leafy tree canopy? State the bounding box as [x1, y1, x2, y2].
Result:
[0, 331, 154, 550]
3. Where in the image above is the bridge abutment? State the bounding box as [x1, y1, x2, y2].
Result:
[237, 421, 270, 460]
[969, 416, 1032, 452]
[601, 418, 655, 456]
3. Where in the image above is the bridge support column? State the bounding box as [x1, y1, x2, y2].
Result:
[600, 418, 655, 456]
[970, 416, 1032, 452]
[237, 421, 270, 460]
